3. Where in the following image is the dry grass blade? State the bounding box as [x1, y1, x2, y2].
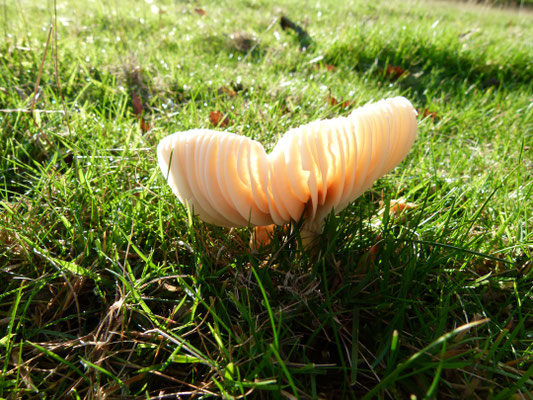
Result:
[52, 0, 71, 134]
[30, 24, 52, 116]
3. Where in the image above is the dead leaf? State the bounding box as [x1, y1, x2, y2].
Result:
[312, 63, 337, 72]
[131, 91, 143, 116]
[385, 65, 405, 80]
[341, 99, 354, 108]
[140, 117, 150, 133]
[389, 199, 417, 215]
[194, 8, 206, 16]
[162, 282, 182, 293]
[250, 224, 275, 250]
[218, 86, 237, 97]
[378, 198, 418, 217]
[209, 111, 229, 128]
[417, 108, 438, 121]
[326, 95, 354, 109]
[131, 91, 150, 132]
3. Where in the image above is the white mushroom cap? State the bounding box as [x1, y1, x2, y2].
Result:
[157, 96, 417, 231]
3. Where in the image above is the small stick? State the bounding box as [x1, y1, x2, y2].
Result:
[280, 16, 313, 50]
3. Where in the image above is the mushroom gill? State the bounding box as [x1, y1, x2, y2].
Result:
[157, 96, 417, 232]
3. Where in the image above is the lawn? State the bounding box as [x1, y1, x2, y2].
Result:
[0, 0, 532, 398]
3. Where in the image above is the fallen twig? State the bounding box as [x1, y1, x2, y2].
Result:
[280, 16, 313, 50]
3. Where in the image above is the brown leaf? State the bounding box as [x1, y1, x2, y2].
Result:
[326, 95, 354, 109]
[250, 224, 275, 250]
[378, 198, 418, 219]
[312, 63, 337, 72]
[131, 90, 149, 132]
[341, 99, 354, 108]
[417, 108, 438, 121]
[385, 64, 405, 80]
[218, 86, 237, 97]
[389, 198, 417, 215]
[140, 117, 150, 133]
[209, 111, 229, 127]
[131, 91, 143, 116]
[194, 8, 206, 16]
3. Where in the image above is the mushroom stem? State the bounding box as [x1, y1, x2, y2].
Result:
[299, 228, 319, 249]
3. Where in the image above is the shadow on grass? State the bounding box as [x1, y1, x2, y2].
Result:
[324, 39, 532, 102]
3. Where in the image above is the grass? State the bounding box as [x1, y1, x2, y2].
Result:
[0, 0, 532, 398]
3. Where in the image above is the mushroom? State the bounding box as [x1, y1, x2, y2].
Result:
[157, 96, 417, 234]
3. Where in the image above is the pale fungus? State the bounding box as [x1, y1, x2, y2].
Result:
[157, 96, 417, 236]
